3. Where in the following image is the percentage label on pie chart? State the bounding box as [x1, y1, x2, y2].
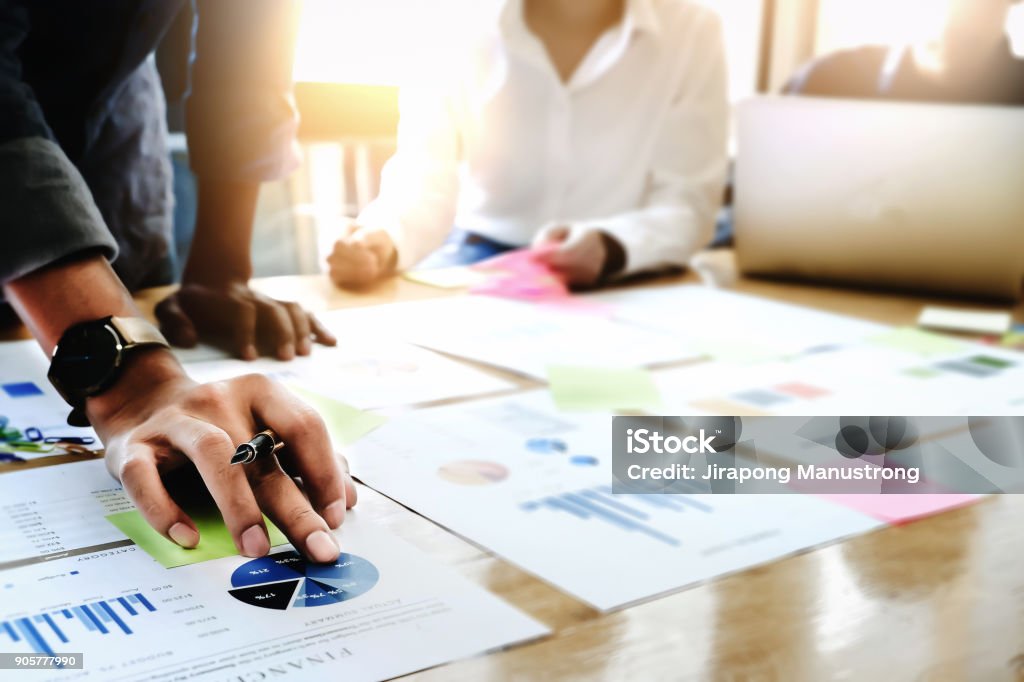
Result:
[229, 550, 379, 610]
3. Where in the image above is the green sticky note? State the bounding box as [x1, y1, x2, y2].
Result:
[287, 384, 388, 445]
[869, 327, 968, 356]
[547, 365, 662, 412]
[998, 331, 1024, 350]
[106, 507, 288, 569]
[904, 366, 941, 380]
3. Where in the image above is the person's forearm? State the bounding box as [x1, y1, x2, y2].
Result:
[3, 253, 184, 424]
[4, 252, 140, 352]
[181, 179, 260, 285]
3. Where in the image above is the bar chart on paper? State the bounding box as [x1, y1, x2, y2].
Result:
[520, 486, 713, 547]
[0, 593, 156, 656]
[349, 392, 885, 611]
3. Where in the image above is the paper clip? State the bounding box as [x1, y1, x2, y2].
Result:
[25, 427, 43, 442]
[43, 436, 96, 445]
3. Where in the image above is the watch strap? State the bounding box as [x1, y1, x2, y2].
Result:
[57, 317, 170, 428]
[67, 406, 91, 428]
[109, 317, 170, 349]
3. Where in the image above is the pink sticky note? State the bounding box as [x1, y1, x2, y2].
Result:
[470, 247, 570, 301]
[816, 494, 982, 525]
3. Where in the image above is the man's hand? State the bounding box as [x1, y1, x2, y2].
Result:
[533, 225, 626, 288]
[155, 283, 336, 361]
[90, 350, 357, 563]
[327, 223, 397, 288]
[4, 255, 353, 562]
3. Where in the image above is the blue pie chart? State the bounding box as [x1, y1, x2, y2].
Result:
[228, 550, 379, 610]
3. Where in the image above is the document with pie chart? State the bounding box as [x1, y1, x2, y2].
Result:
[0, 460, 547, 682]
[348, 391, 885, 611]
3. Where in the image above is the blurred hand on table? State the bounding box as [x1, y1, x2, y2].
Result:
[533, 224, 626, 288]
[155, 281, 336, 361]
[327, 222, 398, 288]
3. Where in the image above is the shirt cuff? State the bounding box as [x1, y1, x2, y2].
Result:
[0, 137, 118, 290]
[357, 201, 419, 272]
[576, 214, 697, 278]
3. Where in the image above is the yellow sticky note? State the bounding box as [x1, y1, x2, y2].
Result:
[107, 507, 288, 569]
[287, 385, 388, 445]
[547, 365, 662, 412]
[869, 327, 968, 356]
[403, 267, 488, 289]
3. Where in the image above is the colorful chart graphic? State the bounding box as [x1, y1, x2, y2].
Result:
[0, 593, 156, 656]
[1, 382, 44, 398]
[437, 460, 510, 486]
[525, 437, 568, 454]
[907, 354, 1017, 380]
[731, 382, 832, 409]
[936, 355, 1016, 378]
[775, 382, 831, 399]
[229, 551, 379, 610]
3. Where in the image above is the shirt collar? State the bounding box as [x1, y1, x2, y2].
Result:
[628, 0, 662, 42]
[498, 0, 662, 45]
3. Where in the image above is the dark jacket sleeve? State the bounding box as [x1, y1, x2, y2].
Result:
[185, 0, 302, 182]
[0, 1, 117, 289]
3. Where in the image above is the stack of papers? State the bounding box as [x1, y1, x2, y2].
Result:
[0, 461, 547, 681]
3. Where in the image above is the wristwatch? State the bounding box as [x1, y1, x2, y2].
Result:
[48, 317, 171, 427]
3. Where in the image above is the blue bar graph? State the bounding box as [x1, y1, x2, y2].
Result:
[15, 618, 52, 656]
[116, 596, 137, 616]
[0, 593, 156, 655]
[133, 593, 156, 612]
[521, 486, 712, 547]
[77, 605, 106, 634]
[40, 614, 68, 644]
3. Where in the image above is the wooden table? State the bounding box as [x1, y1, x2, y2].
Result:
[3, 252, 1024, 681]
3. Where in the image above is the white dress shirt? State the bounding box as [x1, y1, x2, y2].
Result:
[358, 0, 729, 275]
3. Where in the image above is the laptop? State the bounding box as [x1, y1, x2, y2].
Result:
[734, 97, 1024, 301]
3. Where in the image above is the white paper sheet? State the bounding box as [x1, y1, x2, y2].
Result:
[321, 296, 699, 380]
[591, 284, 888, 360]
[181, 337, 512, 410]
[654, 338, 1024, 417]
[348, 392, 884, 611]
[0, 461, 547, 681]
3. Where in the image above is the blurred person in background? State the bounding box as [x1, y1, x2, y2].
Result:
[786, 0, 1024, 104]
[1, 0, 336, 361]
[328, 0, 729, 289]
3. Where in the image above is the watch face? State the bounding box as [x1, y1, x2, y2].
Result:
[51, 322, 122, 392]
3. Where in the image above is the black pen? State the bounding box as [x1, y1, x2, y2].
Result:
[231, 429, 284, 465]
